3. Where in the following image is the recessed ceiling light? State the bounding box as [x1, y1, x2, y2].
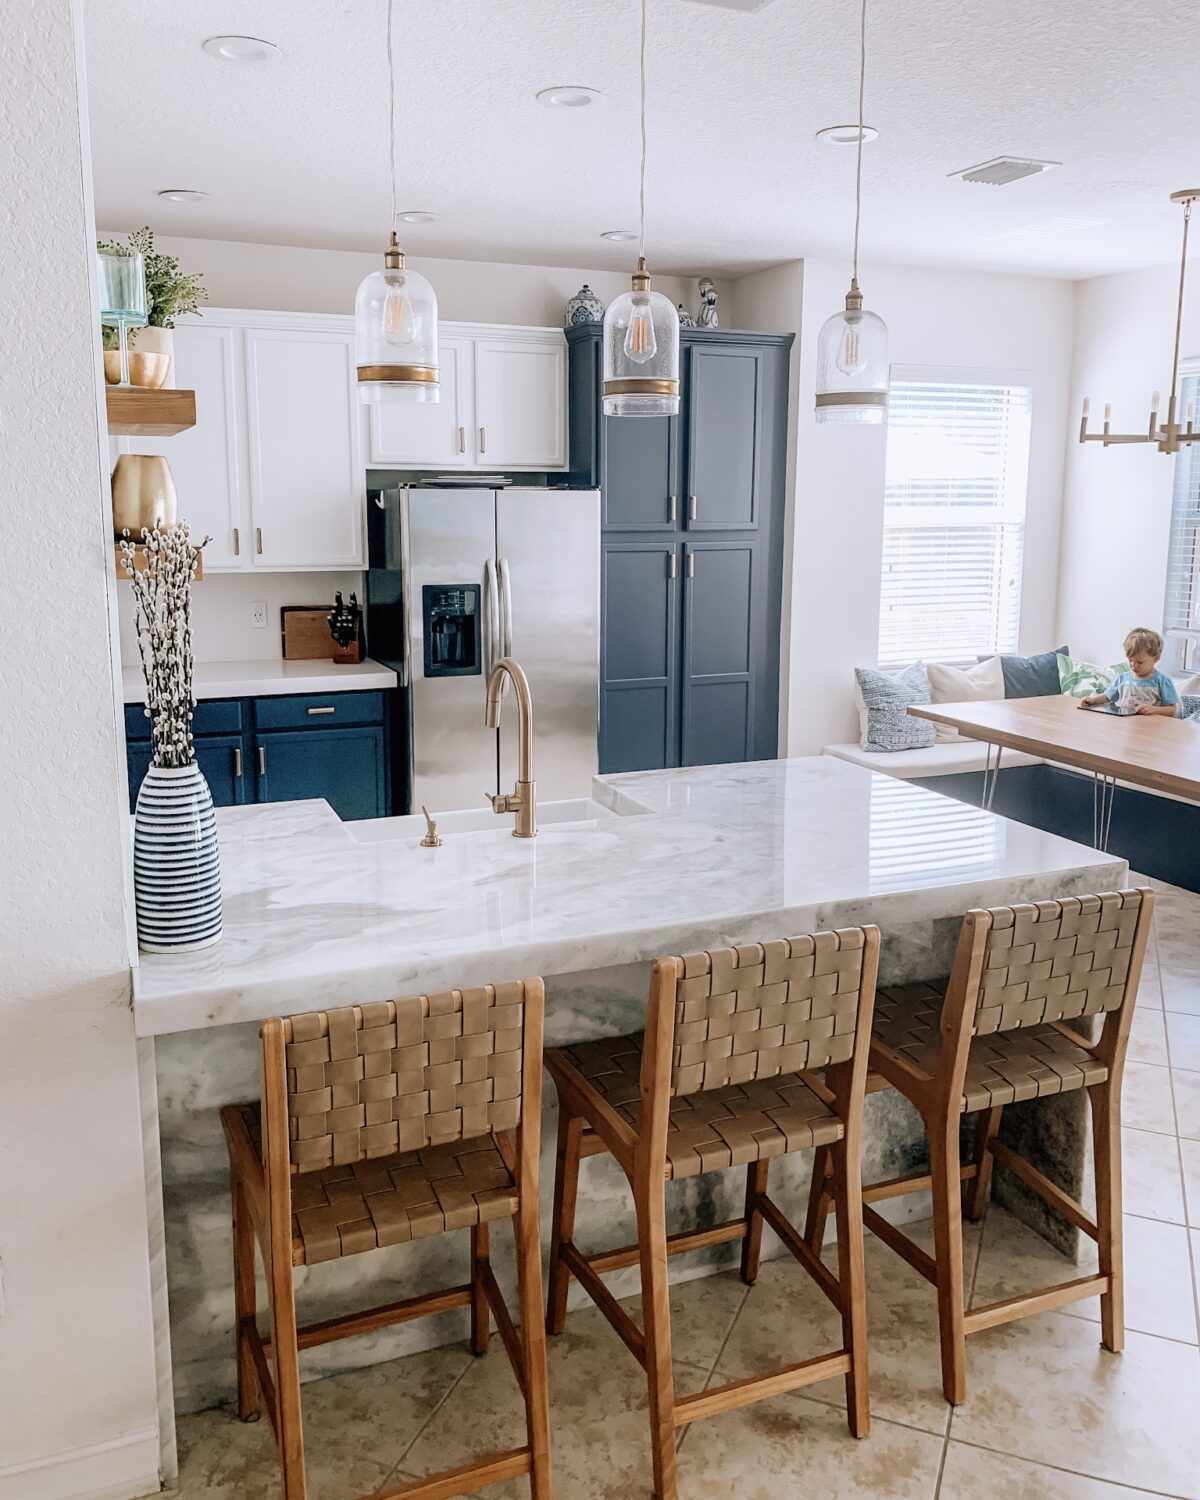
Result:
[815, 124, 879, 146]
[202, 35, 280, 63]
[396, 210, 441, 224]
[537, 85, 602, 109]
[600, 229, 639, 242]
[157, 189, 211, 204]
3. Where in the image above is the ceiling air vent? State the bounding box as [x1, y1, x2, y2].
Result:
[950, 156, 1061, 187]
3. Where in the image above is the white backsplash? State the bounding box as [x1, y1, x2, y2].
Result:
[117, 570, 363, 666]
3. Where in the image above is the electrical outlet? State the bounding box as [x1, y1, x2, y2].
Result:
[249, 602, 268, 630]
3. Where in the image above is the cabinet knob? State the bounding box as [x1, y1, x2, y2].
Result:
[307, 706, 336, 715]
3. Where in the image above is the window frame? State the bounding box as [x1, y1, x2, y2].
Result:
[1163, 359, 1200, 675]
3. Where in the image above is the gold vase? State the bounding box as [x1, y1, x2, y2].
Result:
[112, 454, 178, 540]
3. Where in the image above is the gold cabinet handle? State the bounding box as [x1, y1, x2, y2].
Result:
[307, 706, 336, 715]
[687, 552, 695, 578]
[233, 746, 242, 778]
[255, 527, 263, 555]
[668, 495, 677, 522]
[257, 745, 266, 776]
[688, 495, 698, 521]
[458, 426, 466, 454]
[479, 426, 486, 454]
[232, 527, 240, 556]
[668, 550, 677, 579]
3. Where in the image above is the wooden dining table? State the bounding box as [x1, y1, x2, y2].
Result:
[908, 694, 1200, 850]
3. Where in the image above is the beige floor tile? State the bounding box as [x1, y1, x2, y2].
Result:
[713, 1219, 981, 1436]
[677, 1391, 944, 1500]
[1167, 1012, 1200, 1071]
[1183, 1138, 1200, 1227]
[939, 1440, 1171, 1498]
[1123, 1127, 1186, 1224]
[1122, 1059, 1177, 1134]
[1174, 1069, 1200, 1140]
[1128, 1008, 1170, 1066]
[173, 1405, 394, 1500]
[947, 1314, 1200, 1496]
[614, 1262, 750, 1372]
[1162, 968, 1200, 1017]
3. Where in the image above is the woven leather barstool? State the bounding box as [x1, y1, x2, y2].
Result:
[806, 890, 1154, 1407]
[220, 980, 552, 1500]
[544, 927, 880, 1500]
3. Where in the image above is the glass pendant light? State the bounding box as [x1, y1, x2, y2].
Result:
[355, 0, 438, 405]
[602, 0, 679, 418]
[814, 0, 888, 425]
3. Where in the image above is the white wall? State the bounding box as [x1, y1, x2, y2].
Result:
[100, 233, 734, 329]
[0, 4, 160, 1498]
[1057, 260, 1198, 665]
[738, 254, 1076, 756]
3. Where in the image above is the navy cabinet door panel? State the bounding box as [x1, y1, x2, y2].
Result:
[600, 543, 679, 773]
[127, 733, 246, 811]
[602, 412, 679, 530]
[685, 347, 762, 531]
[254, 691, 385, 731]
[681, 542, 755, 767]
[255, 726, 386, 821]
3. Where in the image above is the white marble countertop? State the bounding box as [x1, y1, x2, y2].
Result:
[130, 757, 1125, 1037]
[122, 657, 398, 703]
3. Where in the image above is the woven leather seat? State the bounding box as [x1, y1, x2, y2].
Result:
[234, 1105, 518, 1264]
[555, 1032, 844, 1179]
[873, 982, 1109, 1112]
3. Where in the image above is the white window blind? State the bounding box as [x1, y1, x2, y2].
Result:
[1163, 367, 1200, 673]
[878, 378, 1033, 670]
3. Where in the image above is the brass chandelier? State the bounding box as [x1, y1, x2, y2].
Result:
[1079, 188, 1199, 455]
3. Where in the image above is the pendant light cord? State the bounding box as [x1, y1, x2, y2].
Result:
[638, 0, 648, 263]
[852, 0, 867, 286]
[386, 0, 398, 237]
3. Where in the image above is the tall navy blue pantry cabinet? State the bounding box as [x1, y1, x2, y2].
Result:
[567, 324, 793, 774]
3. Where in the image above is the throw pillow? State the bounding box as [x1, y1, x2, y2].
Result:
[978, 645, 1069, 698]
[1057, 653, 1125, 699]
[1178, 693, 1200, 721]
[853, 662, 936, 753]
[926, 656, 1005, 743]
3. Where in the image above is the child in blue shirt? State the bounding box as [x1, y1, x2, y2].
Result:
[1080, 627, 1180, 716]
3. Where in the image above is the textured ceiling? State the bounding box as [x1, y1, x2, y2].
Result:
[83, 0, 1200, 280]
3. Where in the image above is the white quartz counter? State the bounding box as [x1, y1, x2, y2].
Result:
[131, 757, 1125, 1037]
[121, 657, 397, 703]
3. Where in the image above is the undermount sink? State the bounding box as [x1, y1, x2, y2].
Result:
[347, 796, 617, 843]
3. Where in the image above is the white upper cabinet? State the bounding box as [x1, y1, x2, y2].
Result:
[244, 326, 364, 569]
[367, 335, 472, 469]
[365, 324, 566, 471]
[474, 335, 567, 470]
[115, 322, 245, 569]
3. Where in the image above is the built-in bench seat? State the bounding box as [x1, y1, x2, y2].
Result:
[823, 741, 1044, 778]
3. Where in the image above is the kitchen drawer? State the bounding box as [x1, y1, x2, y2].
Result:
[253, 690, 385, 731]
[125, 698, 243, 741]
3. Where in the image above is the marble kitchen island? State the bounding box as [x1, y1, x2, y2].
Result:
[137, 757, 1126, 1422]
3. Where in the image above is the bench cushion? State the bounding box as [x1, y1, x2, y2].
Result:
[823, 741, 1044, 779]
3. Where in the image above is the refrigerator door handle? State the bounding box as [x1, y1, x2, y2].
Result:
[483, 557, 500, 678]
[398, 486, 413, 689]
[498, 556, 513, 657]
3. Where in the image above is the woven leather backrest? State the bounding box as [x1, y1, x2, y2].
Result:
[670, 929, 867, 1097]
[283, 982, 527, 1172]
[975, 892, 1144, 1036]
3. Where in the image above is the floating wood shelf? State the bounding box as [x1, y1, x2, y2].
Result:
[105, 386, 197, 437]
[115, 543, 203, 581]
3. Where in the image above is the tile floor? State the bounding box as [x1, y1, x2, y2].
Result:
[170, 878, 1200, 1500]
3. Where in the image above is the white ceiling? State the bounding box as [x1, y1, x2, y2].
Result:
[83, 0, 1200, 281]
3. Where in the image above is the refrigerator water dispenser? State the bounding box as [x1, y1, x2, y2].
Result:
[422, 584, 481, 678]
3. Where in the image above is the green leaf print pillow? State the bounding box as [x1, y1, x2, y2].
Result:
[1056, 653, 1125, 698]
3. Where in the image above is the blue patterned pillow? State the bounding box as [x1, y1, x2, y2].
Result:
[854, 663, 936, 752]
[1180, 694, 1200, 721]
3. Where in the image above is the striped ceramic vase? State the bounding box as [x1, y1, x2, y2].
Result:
[133, 763, 222, 952]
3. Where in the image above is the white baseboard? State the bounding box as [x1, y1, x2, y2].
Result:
[0, 1428, 159, 1500]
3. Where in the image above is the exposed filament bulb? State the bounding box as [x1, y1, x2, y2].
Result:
[836, 315, 865, 376]
[382, 272, 415, 345]
[624, 293, 657, 364]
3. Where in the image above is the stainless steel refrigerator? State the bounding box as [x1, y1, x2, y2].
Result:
[365, 485, 600, 815]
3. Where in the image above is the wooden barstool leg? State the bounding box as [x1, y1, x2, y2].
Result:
[470, 1222, 491, 1356]
[266, 1232, 307, 1500]
[829, 1138, 870, 1437]
[740, 1160, 770, 1284]
[514, 1201, 553, 1498]
[546, 1109, 584, 1335]
[803, 1144, 833, 1251]
[635, 1176, 678, 1500]
[965, 1105, 1003, 1222]
[928, 1122, 968, 1406]
[1090, 1082, 1125, 1353]
[231, 1181, 261, 1421]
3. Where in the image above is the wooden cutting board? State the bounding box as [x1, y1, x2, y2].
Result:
[281, 607, 337, 660]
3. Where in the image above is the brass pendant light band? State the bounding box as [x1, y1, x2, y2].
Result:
[603, 377, 679, 397]
[357, 364, 439, 384]
[815, 390, 888, 408]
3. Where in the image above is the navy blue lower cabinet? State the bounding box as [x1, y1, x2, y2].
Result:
[126, 733, 246, 809]
[254, 726, 387, 821]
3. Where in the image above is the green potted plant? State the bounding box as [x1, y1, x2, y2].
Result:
[97, 227, 208, 388]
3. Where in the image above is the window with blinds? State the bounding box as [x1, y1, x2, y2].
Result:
[878, 378, 1033, 670]
[1163, 367, 1200, 673]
